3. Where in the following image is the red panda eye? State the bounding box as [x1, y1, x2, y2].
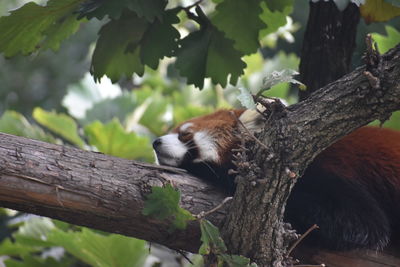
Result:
[178, 131, 192, 141]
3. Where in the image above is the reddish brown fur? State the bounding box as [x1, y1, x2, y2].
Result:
[163, 109, 400, 249]
[313, 126, 400, 200]
[172, 109, 245, 166]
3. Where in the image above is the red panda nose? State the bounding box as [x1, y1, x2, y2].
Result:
[152, 138, 162, 149]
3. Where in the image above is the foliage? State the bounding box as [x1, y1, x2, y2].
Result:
[360, 0, 400, 23]
[0, 1, 399, 266]
[0, 216, 148, 267]
[0, 0, 294, 89]
[33, 108, 85, 148]
[372, 25, 400, 53]
[142, 183, 255, 266]
[142, 184, 194, 230]
[199, 219, 256, 266]
[237, 69, 303, 109]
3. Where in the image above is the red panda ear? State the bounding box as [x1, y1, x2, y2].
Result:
[238, 108, 264, 133]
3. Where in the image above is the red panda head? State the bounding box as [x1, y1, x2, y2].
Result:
[153, 109, 264, 171]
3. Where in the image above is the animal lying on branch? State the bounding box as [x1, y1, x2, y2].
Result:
[153, 108, 400, 251]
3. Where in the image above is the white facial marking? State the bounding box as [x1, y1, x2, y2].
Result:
[193, 131, 219, 163]
[155, 133, 187, 166]
[180, 122, 193, 132]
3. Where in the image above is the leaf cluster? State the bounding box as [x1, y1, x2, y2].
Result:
[0, 0, 294, 89]
[0, 216, 148, 267]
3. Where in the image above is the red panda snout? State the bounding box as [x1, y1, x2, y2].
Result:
[153, 122, 222, 167]
[153, 109, 264, 169]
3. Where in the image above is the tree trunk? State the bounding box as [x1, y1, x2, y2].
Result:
[299, 2, 360, 100]
[0, 45, 399, 267]
[221, 42, 400, 265]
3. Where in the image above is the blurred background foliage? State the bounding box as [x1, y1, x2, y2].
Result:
[0, 0, 399, 266]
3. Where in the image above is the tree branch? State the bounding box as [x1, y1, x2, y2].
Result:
[0, 133, 227, 253]
[221, 43, 400, 265]
[0, 44, 399, 265]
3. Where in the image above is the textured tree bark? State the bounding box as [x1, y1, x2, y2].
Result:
[299, 2, 360, 101]
[0, 133, 227, 253]
[0, 48, 399, 266]
[221, 42, 400, 266]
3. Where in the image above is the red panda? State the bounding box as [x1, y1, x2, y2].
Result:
[152, 109, 400, 251]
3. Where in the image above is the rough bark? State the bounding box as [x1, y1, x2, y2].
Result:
[0, 48, 399, 266]
[299, 2, 360, 101]
[221, 43, 400, 266]
[0, 133, 227, 253]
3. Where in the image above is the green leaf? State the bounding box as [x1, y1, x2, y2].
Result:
[0, 239, 39, 257]
[33, 108, 85, 148]
[142, 184, 194, 230]
[41, 15, 83, 51]
[261, 69, 303, 92]
[83, 93, 138, 125]
[84, 119, 154, 161]
[134, 87, 170, 136]
[0, 0, 84, 57]
[5, 255, 73, 267]
[13, 217, 55, 248]
[360, 0, 400, 23]
[212, 0, 264, 54]
[0, 111, 56, 143]
[237, 87, 256, 109]
[175, 25, 246, 88]
[370, 110, 400, 130]
[263, 0, 294, 12]
[219, 254, 252, 267]
[199, 219, 227, 255]
[91, 10, 179, 82]
[47, 228, 148, 267]
[259, 1, 293, 37]
[140, 9, 180, 69]
[79, 0, 167, 21]
[91, 13, 147, 82]
[129, 0, 168, 22]
[371, 25, 400, 54]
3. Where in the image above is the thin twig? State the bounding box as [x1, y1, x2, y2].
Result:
[286, 224, 319, 257]
[195, 197, 233, 219]
[176, 249, 194, 265]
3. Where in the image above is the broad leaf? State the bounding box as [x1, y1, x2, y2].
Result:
[0, 111, 56, 143]
[84, 119, 154, 161]
[175, 24, 246, 88]
[0, 0, 84, 57]
[140, 9, 180, 69]
[5, 255, 73, 267]
[360, 0, 400, 23]
[199, 219, 227, 255]
[79, 0, 167, 21]
[47, 228, 148, 267]
[91, 10, 180, 82]
[212, 0, 264, 54]
[91, 14, 147, 82]
[33, 108, 85, 148]
[142, 184, 194, 230]
[262, 69, 303, 91]
[259, 1, 293, 37]
[219, 254, 252, 267]
[371, 25, 400, 53]
[263, 0, 294, 12]
[237, 87, 256, 109]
